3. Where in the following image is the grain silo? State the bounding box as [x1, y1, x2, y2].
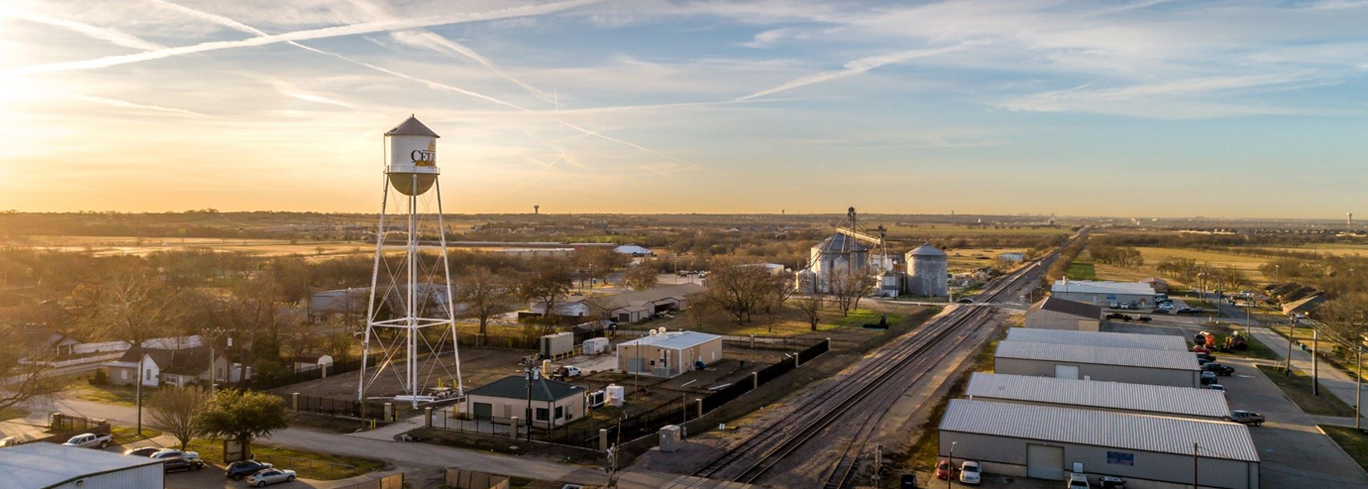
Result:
[906, 243, 948, 297]
[809, 233, 869, 293]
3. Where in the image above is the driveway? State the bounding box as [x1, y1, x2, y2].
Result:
[1219, 356, 1368, 488]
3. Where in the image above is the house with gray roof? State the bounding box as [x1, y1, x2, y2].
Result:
[1024, 297, 1102, 331]
[102, 346, 227, 389]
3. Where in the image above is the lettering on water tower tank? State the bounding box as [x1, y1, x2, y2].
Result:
[410, 149, 436, 166]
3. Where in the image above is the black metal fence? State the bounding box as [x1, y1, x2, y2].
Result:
[48, 413, 109, 435]
[430, 338, 832, 450]
[287, 393, 391, 422]
[244, 354, 377, 391]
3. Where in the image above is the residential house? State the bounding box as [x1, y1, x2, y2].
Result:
[103, 346, 227, 388]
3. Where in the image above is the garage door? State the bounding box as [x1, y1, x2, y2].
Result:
[1054, 364, 1080, 380]
[1027, 444, 1065, 480]
[473, 402, 492, 421]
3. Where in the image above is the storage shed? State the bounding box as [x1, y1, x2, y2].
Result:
[617, 331, 722, 378]
[964, 372, 1231, 420]
[994, 342, 1201, 388]
[939, 399, 1258, 489]
[1005, 328, 1188, 352]
[0, 442, 165, 489]
[1024, 297, 1101, 331]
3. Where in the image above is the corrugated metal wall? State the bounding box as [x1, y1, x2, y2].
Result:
[940, 431, 1256, 489]
[995, 357, 1198, 388]
[54, 464, 163, 489]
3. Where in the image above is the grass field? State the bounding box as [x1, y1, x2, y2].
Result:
[1258, 243, 1368, 257]
[110, 425, 162, 446]
[1065, 261, 1097, 280]
[1322, 425, 1368, 472]
[0, 407, 25, 422]
[1088, 246, 1274, 286]
[888, 223, 1071, 237]
[1257, 365, 1356, 417]
[186, 438, 386, 480]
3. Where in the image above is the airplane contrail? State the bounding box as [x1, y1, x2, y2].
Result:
[2, 0, 607, 77]
[390, 30, 554, 103]
[734, 41, 983, 102]
[1, 10, 165, 51]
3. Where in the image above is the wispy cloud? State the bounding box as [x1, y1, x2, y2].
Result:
[1, 9, 165, 51]
[3, 0, 607, 77]
[390, 30, 553, 103]
[61, 92, 211, 117]
[735, 42, 984, 101]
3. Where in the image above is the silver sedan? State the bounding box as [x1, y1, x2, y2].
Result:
[244, 468, 297, 487]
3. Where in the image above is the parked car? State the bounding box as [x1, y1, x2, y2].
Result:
[1203, 363, 1234, 376]
[900, 473, 919, 488]
[62, 433, 111, 449]
[957, 298, 974, 304]
[1098, 476, 1127, 489]
[1177, 307, 1202, 315]
[226, 460, 274, 481]
[1198, 358, 1213, 366]
[124, 446, 162, 457]
[1108, 301, 1119, 309]
[552, 366, 581, 380]
[1105, 313, 1126, 320]
[245, 468, 297, 487]
[1068, 472, 1091, 488]
[151, 449, 204, 473]
[1201, 371, 1218, 385]
[935, 459, 954, 480]
[1209, 383, 1225, 392]
[1227, 410, 1265, 426]
[959, 461, 982, 485]
[1138, 316, 1152, 323]
[1196, 353, 1216, 362]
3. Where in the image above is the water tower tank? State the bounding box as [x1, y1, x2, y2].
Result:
[907, 243, 948, 297]
[385, 115, 441, 196]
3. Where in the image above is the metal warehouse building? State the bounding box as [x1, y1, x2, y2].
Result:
[965, 372, 1230, 419]
[1024, 297, 1101, 331]
[0, 443, 165, 489]
[1051, 280, 1158, 308]
[1005, 328, 1189, 352]
[994, 342, 1201, 388]
[940, 400, 1259, 489]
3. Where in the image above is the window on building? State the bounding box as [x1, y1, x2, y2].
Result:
[120, 370, 128, 380]
[555, 406, 563, 419]
[145, 369, 152, 382]
[536, 408, 549, 421]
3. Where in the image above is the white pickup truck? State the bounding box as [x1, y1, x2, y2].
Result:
[62, 432, 112, 449]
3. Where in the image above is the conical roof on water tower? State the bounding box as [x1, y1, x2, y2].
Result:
[385, 115, 440, 138]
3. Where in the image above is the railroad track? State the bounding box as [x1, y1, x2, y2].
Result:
[685, 230, 1081, 488]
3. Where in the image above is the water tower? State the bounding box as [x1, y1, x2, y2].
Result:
[359, 115, 463, 407]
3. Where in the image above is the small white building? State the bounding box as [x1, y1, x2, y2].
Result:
[613, 244, 653, 256]
[617, 331, 722, 378]
[102, 346, 227, 388]
[292, 353, 334, 373]
[1024, 297, 1102, 331]
[999, 252, 1026, 263]
[994, 342, 1202, 388]
[0, 442, 165, 489]
[1051, 280, 1158, 308]
[964, 372, 1231, 420]
[939, 399, 1259, 488]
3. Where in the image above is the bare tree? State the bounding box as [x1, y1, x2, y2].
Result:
[84, 268, 182, 435]
[0, 325, 62, 411]
[704, 260, 771, 324]
[828, 267, 875, 317]
[623, 264, 659, 291]
[760, 272, 797, 332]
[684, 291, 710, 329]
[457, 267, 512, 336]
[147, 386, 210, 451]
[1317, 293, 1368, 429]
[323, 330, 354, 364]
[794, 295, 824, 332]
[517, 260, 575, 336]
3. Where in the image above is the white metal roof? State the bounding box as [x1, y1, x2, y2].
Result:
[1051, 280, 1157, 296]
[1006, 328, 1188, 352]
[0, 443, 163, 489]
[995, 341, 1200, 371]
[940, 399, 1258, 463]
[619, 331, 720, 350]
[965, 372, 1230, 418]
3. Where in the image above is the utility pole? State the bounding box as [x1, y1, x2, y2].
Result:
[525, 367, 533, 442]
[1313, 326, 1320, 396]
[948, 441, 956, 489]
[135, 355, 143, 435]
[1286, 318, 1296, 376]
[1358, 344, 1364, 430]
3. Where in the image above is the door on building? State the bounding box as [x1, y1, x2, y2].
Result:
[628, 357, 644, 373]
[473, 402, 492, 421]
[1027, 444, 1066, 480]
[1054, 364, 1080, 380]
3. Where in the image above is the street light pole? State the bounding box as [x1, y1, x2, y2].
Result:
[1286, 318, 1296, 376]
[1313, 327, 1320, 396]
[948, 441, 956, 489]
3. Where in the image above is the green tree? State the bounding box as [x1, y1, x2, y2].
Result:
[195, 389, 291, 460]
[622, 264, 658, 291]
[148, 386, 210, 451]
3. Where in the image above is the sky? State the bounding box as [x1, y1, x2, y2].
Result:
[1, 0, 1366, 218]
